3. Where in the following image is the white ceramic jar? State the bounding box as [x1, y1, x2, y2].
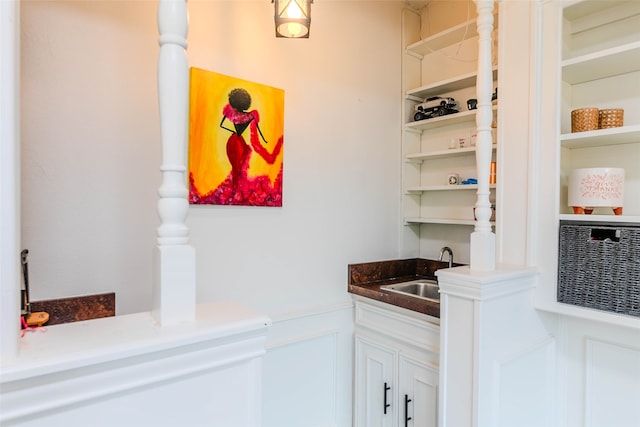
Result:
[568, 167, 625, 215]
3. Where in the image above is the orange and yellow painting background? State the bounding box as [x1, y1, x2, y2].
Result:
[188, 68, 285, 198]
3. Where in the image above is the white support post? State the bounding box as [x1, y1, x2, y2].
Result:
[153, 0, 196, 326]
[0, 0, 21, 360]
[471, 0, 496, 271]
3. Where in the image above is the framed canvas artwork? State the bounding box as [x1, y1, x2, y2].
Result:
[188, 68, 284, 206]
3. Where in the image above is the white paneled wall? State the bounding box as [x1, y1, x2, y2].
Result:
[560, 317, 640, 427]
[262, 304, 354, 427]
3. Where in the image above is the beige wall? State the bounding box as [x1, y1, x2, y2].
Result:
[421, 0, 479, 37]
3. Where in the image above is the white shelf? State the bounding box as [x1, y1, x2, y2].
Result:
[559, 214, 640, 224]
[406, 68, 498, 101]
[405, 16, 496, 57]
[406, 184, 496, 193]
[405, 107, 497, 131]
[406, 144, 497, 162]
[561, 41, 640, 84]
[536, 300, 640, 330]
[560, 124, 640, 148]
[405, 217, 496, 226]
[406, 109, 474, 131]
[564, 0, 625, 21]
[405, 217, 476, 226]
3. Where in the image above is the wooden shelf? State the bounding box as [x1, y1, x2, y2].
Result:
[561, 41, 640, 84]
[560, 124, 640, 148]
[406, 144, 497, 162]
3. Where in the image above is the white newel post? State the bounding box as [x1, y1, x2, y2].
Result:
[470, 0, 496, 271]
[153, 0, 196, 325]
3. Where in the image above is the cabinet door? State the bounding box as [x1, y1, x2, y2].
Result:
[398, 355, 439, 427]
[354, 336, 397, 427]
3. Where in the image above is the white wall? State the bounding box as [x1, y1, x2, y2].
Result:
[20, 0, 403, 317]
[20, 0, 161, 315]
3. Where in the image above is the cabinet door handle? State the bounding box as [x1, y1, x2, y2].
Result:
[383, 382, 391, 414]
[404, 394, 412, 427]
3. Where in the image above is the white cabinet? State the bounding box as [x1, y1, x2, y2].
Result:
[398, 355, 439, 427]
[355, 337, 397, 427]
[353, 298, 439, 427]
[401, 7, 498, 263]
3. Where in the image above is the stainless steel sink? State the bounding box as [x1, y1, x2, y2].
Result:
[380, 279, 440, 302]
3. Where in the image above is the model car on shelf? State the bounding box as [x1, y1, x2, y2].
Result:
[413, 96, 459, 121]
[466, 88, 497, 111]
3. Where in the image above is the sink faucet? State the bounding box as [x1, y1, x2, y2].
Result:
[439, 246, 453, 268]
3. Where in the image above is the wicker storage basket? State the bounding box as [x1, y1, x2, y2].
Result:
[599, 108, 624, 129]
[571, 108, 599, 132]
[557, 221, 640, 317]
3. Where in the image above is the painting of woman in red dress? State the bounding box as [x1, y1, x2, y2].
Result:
[188, 69, 284, 206]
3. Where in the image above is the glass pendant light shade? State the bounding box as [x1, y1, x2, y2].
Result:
[273, 0, 312, 38]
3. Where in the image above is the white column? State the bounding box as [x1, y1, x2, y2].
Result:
[153, 0, 195, 326]
[0, 0, 21, 360]
[471, 0, 496, 271]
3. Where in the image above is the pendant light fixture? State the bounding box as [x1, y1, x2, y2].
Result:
[273, 0, 312, 38]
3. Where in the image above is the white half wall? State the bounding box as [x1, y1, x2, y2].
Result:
[1, 302, 270, 427]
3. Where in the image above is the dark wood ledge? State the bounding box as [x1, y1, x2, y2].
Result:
[29, 293, 115, 326]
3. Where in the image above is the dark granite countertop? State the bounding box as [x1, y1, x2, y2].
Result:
[348, 258, 463, 318]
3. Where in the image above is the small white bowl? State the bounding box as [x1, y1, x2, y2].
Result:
[568, 168, 624, 215]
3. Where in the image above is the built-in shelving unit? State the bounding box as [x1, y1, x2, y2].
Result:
[401, 8, 499, 263]
[558, 0, 640, 223]
[535, 0, 640, 328]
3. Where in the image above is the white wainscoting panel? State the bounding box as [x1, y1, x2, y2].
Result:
[5, 358, 263, 427]
[584, 339, 640, 427]
[262, 303, 354, 427]
[494, 337, 557, 427]
[560, 316, 640, 427]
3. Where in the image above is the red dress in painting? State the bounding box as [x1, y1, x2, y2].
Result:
[190, 103, 283, 206]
